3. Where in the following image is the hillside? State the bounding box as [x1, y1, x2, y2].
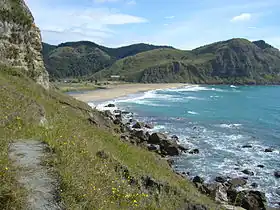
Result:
[92, 38, 280, 84]
[42, 41, 173, 79]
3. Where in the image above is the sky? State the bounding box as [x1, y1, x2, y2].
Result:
[25, 0, 280, 50]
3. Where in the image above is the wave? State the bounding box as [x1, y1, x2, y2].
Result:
[165, 85, 225, 92]
[218, 123, 242, 129]
[188, 111, 199, 115]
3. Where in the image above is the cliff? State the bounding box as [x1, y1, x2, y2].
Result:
[0, 0, 49, 89]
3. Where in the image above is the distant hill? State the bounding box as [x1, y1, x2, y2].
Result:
[91, 38, 280, 84]
[42, 41, 173, 79]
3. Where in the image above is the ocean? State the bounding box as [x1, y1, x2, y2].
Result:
[92, 85, 280, 207]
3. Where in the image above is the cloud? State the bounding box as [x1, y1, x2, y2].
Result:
[231, 13, 252, 22]
[25, 0, 147, 44]
[94, 0, 119, 3]
[126, 0, 136, 5]
[248, 26, 257, 29]
[165, 16, 175, 19]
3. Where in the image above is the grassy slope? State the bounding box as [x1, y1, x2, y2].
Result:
[0, 65, 220, 209]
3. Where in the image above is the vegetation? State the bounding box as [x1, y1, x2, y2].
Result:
[54, 81, 107, 93]
[0, 0, 33, 27]
[0, 65, 220, 209]
[42, 42, 173, 79]
[91, 38, 280, 84]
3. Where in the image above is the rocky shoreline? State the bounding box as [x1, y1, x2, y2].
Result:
[93, 103, 279, 210]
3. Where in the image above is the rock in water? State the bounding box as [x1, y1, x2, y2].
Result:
[132, 122, 143, 129]
[148, 133, 168, 144]
[274, 171, 280, 178]
[215, 176, 227, 183]
[189, 149, 199, 154]
[0, 0, 49, 89]
[193, 176, 204, 184]
[241, 169, 254, 176]
[264, 148, 273, 152]
[105, 104, 115, 107]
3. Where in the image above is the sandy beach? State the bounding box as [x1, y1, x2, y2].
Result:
[69, 83, 185, 102]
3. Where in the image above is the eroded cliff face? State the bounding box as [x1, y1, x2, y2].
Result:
[0, 0, 49, 89]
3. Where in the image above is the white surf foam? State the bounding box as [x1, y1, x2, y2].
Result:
[219, 123, 242, 129]
[188, 111, 199, 115]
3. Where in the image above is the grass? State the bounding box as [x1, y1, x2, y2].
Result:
[0, 65, 221, 209]
[53, 82, 107, 93]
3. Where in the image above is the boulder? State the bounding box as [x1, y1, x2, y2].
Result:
[242, 169, 254, 176]
[264, 148, 273, 152]
[148, 132, 168, 144]
[251, 183, 258, 188]
[189, 149, 199, 154]
[105, 103, 115, 107]
[240, 191, 266, 210]
[257, 165, 265, 168]
[130, 130, 148, 142]
[215, 176, 227, 183]
[228, 178, 247, 188]
[120, 134, 129, 141]
[274, 171, 280, 178]
[171, 135, 179, 142]
[180, 203, 208, 210]
[132, 122, 143, 129]
[242, 144, 252, 148]
[193, 176, 204, 184]
[144, 123, 154, 129]
[113, 118, 122, 125]
[209, 183, 228, 203]
[147, 144, 159, 152]
[96, 150, 109, 159]
[178, 145, 188, 152]
[160, 144, 180, 156]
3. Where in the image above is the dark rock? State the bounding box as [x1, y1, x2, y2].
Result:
[215, 176, 227, 183]
[240, 191, 266, 210]
[120, 134, 129, 141]
[178, 145, 188, 152]
[194, 183, 211, 194]
[130, 130, 148, 142]
[132, 122, 143, 129]
[144, 123, 154, 129]
[121, 111, 131, 115]
[193, 176, 204, 184]
[105, 103, 115, 107]
[189, 149, 199, 154]
[193, 126, 197, 130]
[166, 158, 175, 166]
[251, 183, 258, 188]
[228, 177, 247, 188]
[264, 148, 273, 152]
[257, 165, 265, 168]
[96, 150, 109, 159]
[160, 144, 180, 156]
[242, 144, 253, 148]
[147, 144, 159, 152]
[274, 171, 280, 178]
[113, 118, 122, 125]
[242, 169, 254, 176]
[142, 176, 163, 192]
[129, 118, 133, 123]
[207, 183, 228, 203]
[171, 135, 179, 142]
[148, 132, 168, 144]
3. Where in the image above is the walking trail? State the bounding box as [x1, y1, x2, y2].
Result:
[9, 140, 62, 210]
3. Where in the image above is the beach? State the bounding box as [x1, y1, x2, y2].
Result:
[69, 83, 185, 102]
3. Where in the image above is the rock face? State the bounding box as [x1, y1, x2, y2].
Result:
[0, 0, 49, 89]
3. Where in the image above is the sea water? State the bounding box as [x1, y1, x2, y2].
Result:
[93, 85, 280, 207]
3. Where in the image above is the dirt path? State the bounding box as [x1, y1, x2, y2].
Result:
[9, 140, 62, 210]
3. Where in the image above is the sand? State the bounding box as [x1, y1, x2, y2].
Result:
[69, 83, 185, 102]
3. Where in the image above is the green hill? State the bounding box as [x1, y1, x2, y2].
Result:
[42, 41, 173, 80]
[92, 38, 280, 84]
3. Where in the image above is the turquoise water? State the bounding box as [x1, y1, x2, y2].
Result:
[110, 85, 280, 207]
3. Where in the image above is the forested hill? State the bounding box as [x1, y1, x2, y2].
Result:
[42, 41, 173, 79]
